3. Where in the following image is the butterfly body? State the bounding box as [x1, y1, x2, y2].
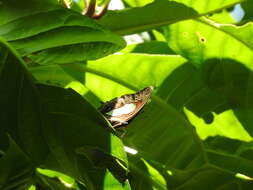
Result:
[99, 86, 153, 127]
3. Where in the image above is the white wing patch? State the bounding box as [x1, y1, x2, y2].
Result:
[107, 103, 136, 116]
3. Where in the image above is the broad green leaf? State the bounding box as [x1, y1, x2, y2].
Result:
[128, 156, 154, 190]
[35, 172, 79, 190]
[163, 19, 253, 68]
[85, 53, 186, 101]
[37, 84, 128, 187]
[0, 1, 125, 65]
[67, 54, 204, 170]
[99, 1, 198, 35]
[141, 159, 167, 190]
[128, 155, 173, 190]
[0, 137, 33, 190]
[0, 0, 57, 25]
[78, 53, 251, 142]
[203, 136, 253, 180]
[219, 22, 253, 50]
[234, 108, 253, 136]
[103, 170, 131, 190]
[120, 41, 175, 55]
[144, 137, 253, 190]
[0, 37, 49, 164]
[37, 168, 75, 183]
[99, 0, 242, 35]
[31, 51, 253, 151]
[185, 108, 252, 141]
[0, 9, 104, 41]
[1, 0, 253, 189]
[0, 39, 127, 189]
[167, 164, 253, 190]
[163, 19, 253, 137]
[29, 64, 75, 87]
[37, 168, 80, 189]
[29, 63, 102, 107]
[82, 52, 253, 188]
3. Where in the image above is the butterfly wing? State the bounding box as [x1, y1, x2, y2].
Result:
[108, 100, 148, 126]
[100, 86, 153, 128]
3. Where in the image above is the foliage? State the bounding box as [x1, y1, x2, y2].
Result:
[1, 0, 253, 189]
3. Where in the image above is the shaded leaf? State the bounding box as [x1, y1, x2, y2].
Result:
[0, 39, 127, 189]
[0, 137, 34, 190]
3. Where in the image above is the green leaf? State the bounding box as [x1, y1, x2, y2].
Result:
[163, 18, 253, 67]
[85, 54, 187, 101]
[163, 19, 253, 137]
[99, 0, 243, 35]
[128, 156, 154, 190]
[29, 63, 103, 107]
[2, 1, 253, 189]
[36, 172, 78, 190]
[120, 41, 175, 55]
[141, 159, 167, 189]
[0, 2, 125, 65]
[103, 170, 131, 190]
[0, 38, 127, 189]
[99, 1, 198, 35]
[0, 137, 33, 190]
[0, 0, 57, 25]
[167, 164, 253, 190]
[185, 108, 252, 141]
[37, 84, 128, 187]
[0, 37, 49, 164]
[82, 52, 253, 188]
[36, 168, 80, 189]
[203, 136, 253, 179]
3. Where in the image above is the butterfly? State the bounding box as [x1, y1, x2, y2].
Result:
[99, 86, 153, 128]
